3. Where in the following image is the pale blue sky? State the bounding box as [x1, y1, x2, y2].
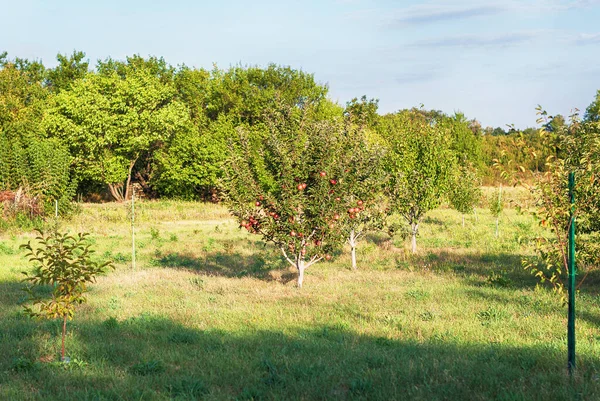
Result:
[1, 0, 599, 128]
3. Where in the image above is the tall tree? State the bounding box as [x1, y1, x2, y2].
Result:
[44, 65, 191, 201]
[46, 50, 89, 93]
[378, 109, 456, 253]
[584, 90, 600, 122]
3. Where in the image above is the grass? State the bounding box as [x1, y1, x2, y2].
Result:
[1, 200, 599, 400]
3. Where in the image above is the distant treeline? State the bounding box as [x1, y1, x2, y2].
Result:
[1, 50, 599, 208]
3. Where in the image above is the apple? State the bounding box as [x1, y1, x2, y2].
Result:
[330, 179, 337, 185]
[333, 213, 340, 220]
[319, 171, 326, 177]
[297, 184, 304, 190]
[325, 254, 332, 261]
[357, 200, 363, 206]
[290, 231, 297, 237]
[335, 197, 341, 201]
[255, 201, 261, 207]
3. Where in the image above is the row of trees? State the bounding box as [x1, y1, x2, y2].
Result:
[4, 50, 599, 208]
[221, 96, 486, 286]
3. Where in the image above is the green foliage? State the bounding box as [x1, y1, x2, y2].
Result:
[223, 102, 359, 286]
[44, 60, 192, 201]
[489, 187, 504, 218]
[584, 90, 600, 122]
[21, 229, 114, 319]
[21, 228, 113, 358]
[449, 166, 481, 215]
[378, 108, 456, 252]
[520, 108, 600, 298]
[45, 50, 89, 93]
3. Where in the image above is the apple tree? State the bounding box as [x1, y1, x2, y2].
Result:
[223, 103, 355, 287]
[378, 109, 455, 254]
[335, 97, 387, 269]
[448, 165, 481, 227]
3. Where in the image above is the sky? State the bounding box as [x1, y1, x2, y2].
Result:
[1, 0, 599, 128]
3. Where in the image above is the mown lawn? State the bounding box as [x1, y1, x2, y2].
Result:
[1, 200, 599, 400]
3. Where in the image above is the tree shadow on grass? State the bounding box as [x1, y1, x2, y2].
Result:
[405, 250, 540, 289]
[153, 250, 295, 282]
[2, 311, 600, 401]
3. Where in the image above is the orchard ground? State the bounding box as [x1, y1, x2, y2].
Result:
[1, 188, 600, 400]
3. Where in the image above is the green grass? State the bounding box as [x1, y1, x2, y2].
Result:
[1, 201, 599, 400]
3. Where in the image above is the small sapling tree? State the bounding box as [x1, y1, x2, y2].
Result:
[489, 186, 504, 237]
[378, 109, 455, 253]
[448, 166, 482, 227]
[518, 108, 600, 298]
[21, 229, 114, 361]
[223, 103, 355, 287]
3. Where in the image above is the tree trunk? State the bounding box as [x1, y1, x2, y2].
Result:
[411, 223, 418, 254]
[462, 215, 465, 227]
[474, 209, 478, 222]
[124, 158, 137, 201]
[495, 218, 499, 238]
[297, 259, 306, 288]
[61, 315, 67, 361]
[107, 183, 124, 202]
[349, 229, 357, 270]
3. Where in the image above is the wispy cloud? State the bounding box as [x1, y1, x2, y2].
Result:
[573, 32, 600, 44]
[387, 5, 503, 27]
[409, 32, 539, 49]
[395, 66, 443, 85]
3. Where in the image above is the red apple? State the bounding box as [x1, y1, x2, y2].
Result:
[319, 171, 326, 177]
[330, 179, 337, 185]
[290, 231, 297, 237]
[357, 200, 363, 206]
[255, 201, 261, 207]
[325, 254, 332, 261]
[333, 213, 340, 220]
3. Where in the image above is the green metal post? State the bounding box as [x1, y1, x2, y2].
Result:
[568, 172, 576, 375]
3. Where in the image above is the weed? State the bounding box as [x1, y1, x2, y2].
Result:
[11, 357, 38, 372]
[130, 360, 165, 375]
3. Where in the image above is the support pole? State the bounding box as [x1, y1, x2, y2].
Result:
[132, 188, 136, 270]
[55, 199, 58, 218]
[567, 171, 576, 376]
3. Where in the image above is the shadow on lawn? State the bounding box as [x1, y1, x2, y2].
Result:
[153, 250, 294, 282]
[2, 309, 599, 401]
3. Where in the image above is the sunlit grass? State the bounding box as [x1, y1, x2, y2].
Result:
[1, 200, 599, 400]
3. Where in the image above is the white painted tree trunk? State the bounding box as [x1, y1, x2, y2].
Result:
[462, 215, 465, 227]
[495, 218, 499, 238]
[349, 229, 357, 270]
[297, 259, 305, 288]
[411, 223, 418, 254]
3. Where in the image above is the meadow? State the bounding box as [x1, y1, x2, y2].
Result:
[1, 192, 600, 400]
